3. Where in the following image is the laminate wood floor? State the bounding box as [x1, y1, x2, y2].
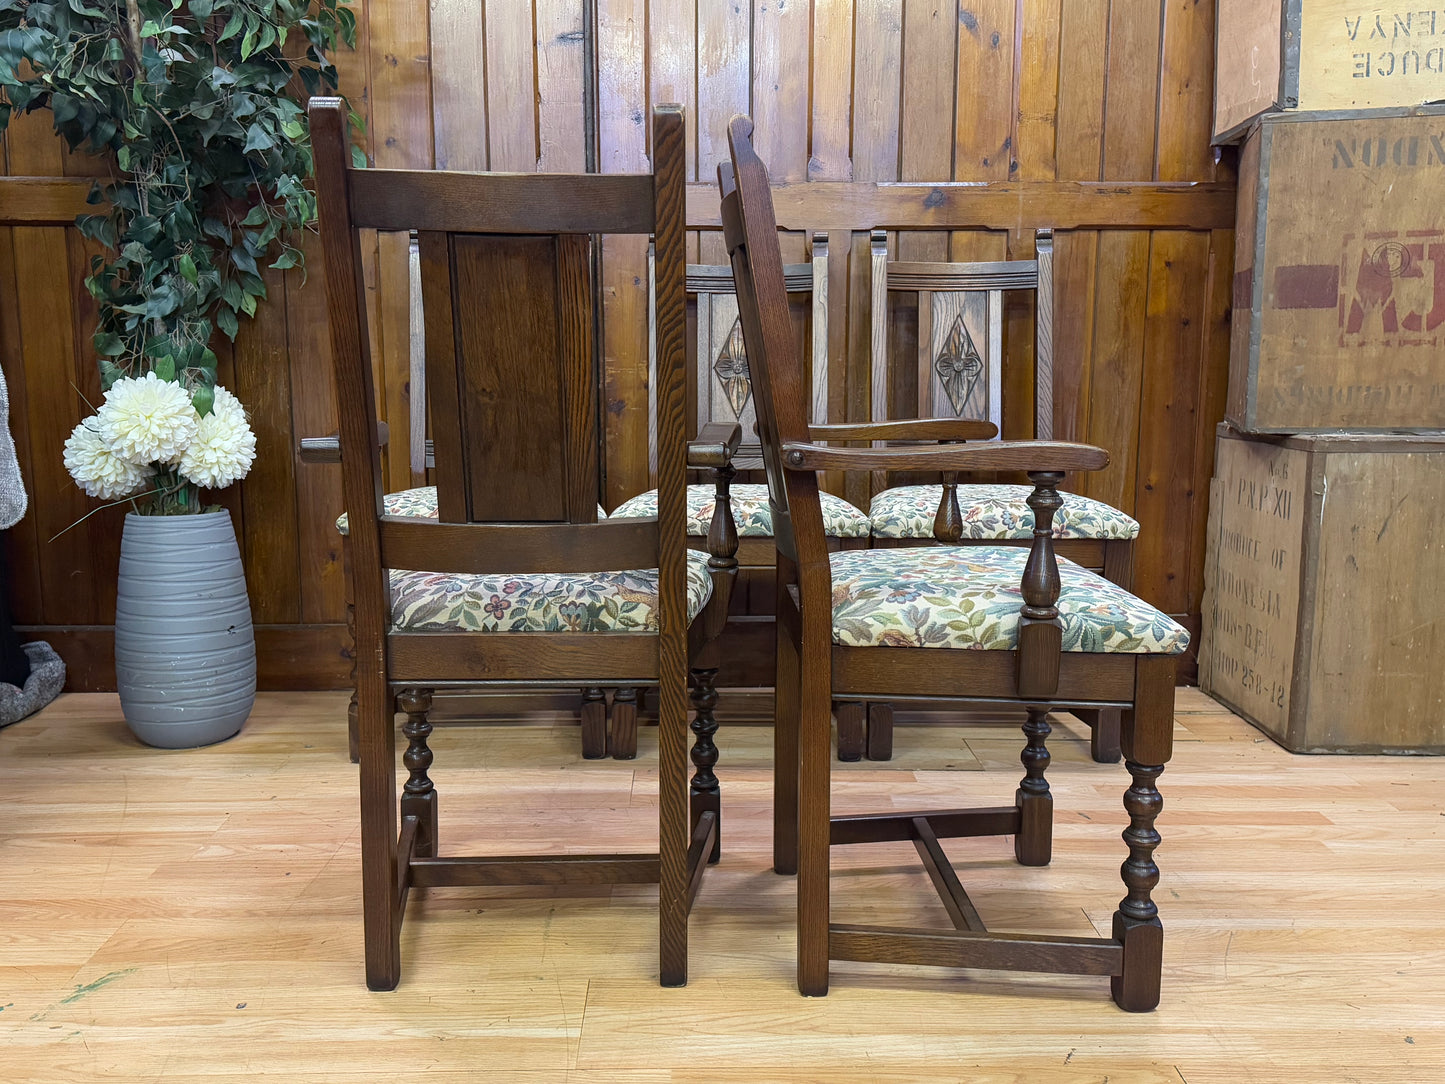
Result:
[1, 689, 1442, 1083]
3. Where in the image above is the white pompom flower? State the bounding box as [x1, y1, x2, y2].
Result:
[178, 386, 257, 489]
[96, 372, 199, 465]
[63, 418, 149, 500]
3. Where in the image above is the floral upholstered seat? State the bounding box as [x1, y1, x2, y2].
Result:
[388, 548, 713, 632]
[334, 487, 606, 535]
[611, 482, 870, 538]
[829, 546, 1188, 653]
[868, 484, 1139, 541]
[334, 485, 713, 631]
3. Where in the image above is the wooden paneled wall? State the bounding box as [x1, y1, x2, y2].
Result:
[0, 0, 1234, 688]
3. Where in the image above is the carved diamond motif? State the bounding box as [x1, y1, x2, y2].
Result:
[712, 317, 752, 418]
[934, 312, 984, 416]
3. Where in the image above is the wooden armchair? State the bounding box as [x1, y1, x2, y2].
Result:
[722, 116, 1188, 1009]
[858, 230, 1139, 764]
[310, 98, 734, 989]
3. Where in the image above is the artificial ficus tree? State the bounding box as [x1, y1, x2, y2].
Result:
[0, 0, 357, 404]
[0, 0, 357, 513]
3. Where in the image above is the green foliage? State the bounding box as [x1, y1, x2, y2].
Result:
[0, 0, 357, 400]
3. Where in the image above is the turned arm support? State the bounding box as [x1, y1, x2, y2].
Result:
[298, 421, 392, 464]
[688, 422, 741, 579]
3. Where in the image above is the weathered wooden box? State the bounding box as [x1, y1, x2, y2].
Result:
[1200, 425, 1445, 752]
[1227, 107, 1445, 432]
[1214, 0, 1445, 143]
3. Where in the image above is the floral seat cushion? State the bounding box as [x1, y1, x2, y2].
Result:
[335, 487, 605, 536]
[390, 547, 714, 632]
[830, 546, 1188, 654]
[869, 484, 1140, 541]
[611, 482, 871, 538]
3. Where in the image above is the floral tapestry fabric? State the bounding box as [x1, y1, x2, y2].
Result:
[389, 547, 714, 632]
[868, 484, 1140, 541]
[611, 482, 871, 538]
[829, 546, 1188, 654]
[336, 487, 441, 536]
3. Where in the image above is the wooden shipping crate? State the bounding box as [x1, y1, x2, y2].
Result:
[1228, 107, 1445, 432]
[1200, 425, 1445, 752]
[1214, 0, 1445, 143]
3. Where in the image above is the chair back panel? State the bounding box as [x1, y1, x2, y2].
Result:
[421, 231, 596, 525]
[870, 229, 1055, 441]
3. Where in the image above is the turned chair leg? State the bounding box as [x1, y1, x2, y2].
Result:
[1015, 707, 1053, 866]
[689, 666, 722, 864]
[610, 687, 639, 760]
[1112, 761, 1165, 1012]
[834, 700, 864, 761]
[1077, 706, 1123, 763]
[398, 688, 438, 859]
[865, 702, 894, 760]
[579, 686, 607, 759]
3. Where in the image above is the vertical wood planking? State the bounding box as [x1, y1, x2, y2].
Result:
[1016, 0, 1061, 182]
[597, 0, 649, 507]
[368, 0, 433, 493]
[486, 0, 539, 171]
[1085, 0, 1164, 513]
[848, 0, 903, 509]
[430, 0, 488, 170]
[234, 267, 302, 625]
[1051, 0, 1109, 445]
[1133, 229, 1208, 614]
[536, 0, 588, 172]
[752, 0, 811, 261]
[809, 0, 854, 184]
[899, 0, 955, 263]
[6, 111, 96, 624]
[697, 0, 751, 265]
[2, 1, 1238, 673]
[1132, 0, 1220, 615]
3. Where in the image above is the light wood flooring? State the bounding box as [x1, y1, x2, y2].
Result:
[1, 689, 1443, 1083]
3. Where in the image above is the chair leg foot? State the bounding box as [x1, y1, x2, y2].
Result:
[580, 687, 607, 759]
[865, 702, 894, 761]
[398, 688, 438, 858]
[610, 687, 639, 760]
[689, 666, 721, 864]
[1015, 707, 1053, 866]
[1112, 760, 1166, 1011]
[834, 701, 864, 762]
[1079, 707, 1122, 763]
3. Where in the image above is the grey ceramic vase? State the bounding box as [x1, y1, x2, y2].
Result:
[115, 510, 256, 748]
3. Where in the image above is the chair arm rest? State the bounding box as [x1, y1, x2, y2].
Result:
[808, 419, 999, 443]
[297, 421, 391, 464]
[781, 439, 1109, 474]
[688, 422, 744, 469]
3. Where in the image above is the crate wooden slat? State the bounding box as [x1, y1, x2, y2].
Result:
[1214, 0, 1445, 143]
[1200, 424, 1445, 752]
[1227, 107, 1445, 433]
